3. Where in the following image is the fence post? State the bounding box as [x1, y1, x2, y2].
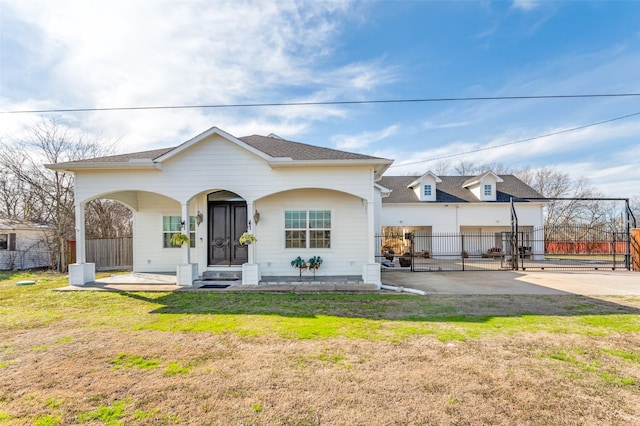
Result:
[612, 232, 616, 271]
[461, 234, 465, 271]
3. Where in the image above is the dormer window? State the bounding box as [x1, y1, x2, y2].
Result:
[408, 171, 442, 202]
[484, 184, 492, 196]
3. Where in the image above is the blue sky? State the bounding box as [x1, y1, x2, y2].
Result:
[1, 0, 639, 197]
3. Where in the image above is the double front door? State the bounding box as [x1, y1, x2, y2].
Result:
[208, 201, 248, 265]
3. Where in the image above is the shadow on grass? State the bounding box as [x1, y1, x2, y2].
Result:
[116, 291, 640, 323]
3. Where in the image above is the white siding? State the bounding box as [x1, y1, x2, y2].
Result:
[74, 135, 374, 204]
[0, 229, 51, 270]
[255, 189, 367, 277]
[74, 133, 377, 277]
[380, 202, 544, 233]
[132, 192, 184, 272]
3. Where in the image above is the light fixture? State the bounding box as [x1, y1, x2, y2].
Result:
[253, 210, 260, 225]
[196, 211, 203, 226]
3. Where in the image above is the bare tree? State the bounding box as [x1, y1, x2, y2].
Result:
[85, 199, 132, 238]
[453, 160, 517, 176]
[0, 118, 119, 270]
[515, 167, 611, 228]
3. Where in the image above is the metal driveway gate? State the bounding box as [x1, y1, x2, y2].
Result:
[377, 196, 636, 272]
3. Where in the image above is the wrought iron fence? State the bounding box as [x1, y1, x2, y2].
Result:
[376, 224, 633, 272]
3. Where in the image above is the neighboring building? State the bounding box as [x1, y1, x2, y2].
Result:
[0, 219, 52, 270]
[377, 171, 545, 259]
[47, 127, 393, 286]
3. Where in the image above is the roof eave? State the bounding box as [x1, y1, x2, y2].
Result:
[268, 158, 393, 173]
[45, 162, 163, 172]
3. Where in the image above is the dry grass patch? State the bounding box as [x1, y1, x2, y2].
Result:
[1, 271, 640, 425]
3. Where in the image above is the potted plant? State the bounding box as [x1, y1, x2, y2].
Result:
[239, 232, 257, 245]
[290, 256, 307, 278]
[307, 256, 323, 277]
[170, 233, 190, 247]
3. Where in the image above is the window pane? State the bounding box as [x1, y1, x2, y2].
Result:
[0, 234, 7, 250]
[285, 210, 306, 229]
[309, 210, 330, 228]
[163, 233, 174, 248]
[310, 230, 331, 248]
[285, 230, 306, 248]
[189, 216, 196, 232]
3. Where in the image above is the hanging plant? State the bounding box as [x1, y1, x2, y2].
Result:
[290, 256, 307, 278]
[170, 233, 190, 247]
[239, 232, 257, 245]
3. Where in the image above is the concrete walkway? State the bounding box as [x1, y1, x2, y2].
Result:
[381, 270, 640, 296]
[56, 270, 640, 296]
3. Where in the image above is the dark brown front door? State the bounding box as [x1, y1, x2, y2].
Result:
[208, 201, 248, 265]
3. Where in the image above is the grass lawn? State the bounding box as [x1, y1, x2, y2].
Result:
[2, 270, 640, 425]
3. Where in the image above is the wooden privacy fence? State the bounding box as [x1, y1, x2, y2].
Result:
[545, 241, 628, 254]
[85, 237, 133, 271]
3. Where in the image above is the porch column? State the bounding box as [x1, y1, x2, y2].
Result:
[75, 201, 87, 264]
[246, 200, 254, 264]
[362, 197, 381, 287]
[176, 201, 197, 286]
[68, 200, 95, 286]
[242, 200, 260, 285]
[181, 202, 190, 265]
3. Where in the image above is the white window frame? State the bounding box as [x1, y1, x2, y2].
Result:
[163, 216, 196, 248]
[423, 184, 432, 196]
[284, 210, 331, 249]
[484, 184, 492, 196]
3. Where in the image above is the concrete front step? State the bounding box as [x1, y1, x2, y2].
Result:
[195, 270, 242, 286]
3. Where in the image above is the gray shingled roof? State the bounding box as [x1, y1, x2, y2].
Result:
[239, 135, 386, 161]
[379, 175, 544, 203]
[55, 134, 388, 166]
[68, 147, 174, 163]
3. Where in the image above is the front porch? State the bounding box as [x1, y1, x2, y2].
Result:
[57, 272, 377, 293]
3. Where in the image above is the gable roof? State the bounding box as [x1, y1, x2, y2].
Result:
[462, 171, 504, 188]
[407, 171, 442, 189]
[379, 175, 544, 203]
[46, 126, 392, 175]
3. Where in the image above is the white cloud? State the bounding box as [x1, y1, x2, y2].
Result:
[332, 125, 399, 151]
[512, 0, 539, 12]
[1, 0, 395, 150]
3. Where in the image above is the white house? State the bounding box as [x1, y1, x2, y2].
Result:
[0, 219, 52, 270]
[377, 171, 545, 259]
[47, 127, 393, 286]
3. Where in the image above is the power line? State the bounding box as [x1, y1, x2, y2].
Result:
[389, 110, 640, 168]
[1, 93, 640, 114]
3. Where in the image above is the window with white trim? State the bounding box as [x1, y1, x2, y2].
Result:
[423, 184, 432, 196]
[163, 216, 196, 248]
[285, 210, 331, 249]
[484, 184, 492, 196]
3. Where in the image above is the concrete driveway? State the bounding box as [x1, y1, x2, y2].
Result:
[382, 270, 640, 296]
